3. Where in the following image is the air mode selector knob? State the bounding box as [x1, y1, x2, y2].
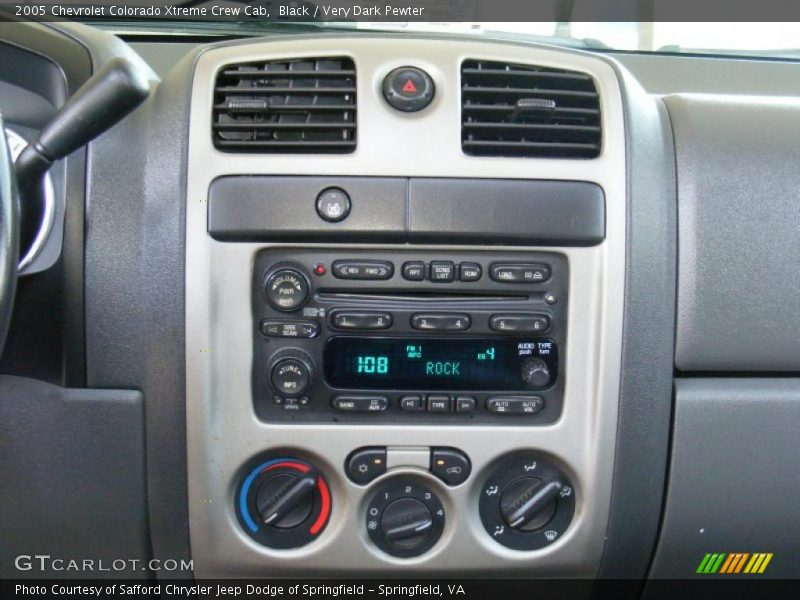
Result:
[521, 357, 551, 388]
[264, 267, 309, 312]
[500, 477, 561, 531]
[480, 454, 575, 551]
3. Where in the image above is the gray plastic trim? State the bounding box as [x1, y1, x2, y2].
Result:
[208, 176, 407, 242]
[666, 94, 800, 371]
[208, 176, 606, 246]
[594, 65, 677, 580]
[47, 20, 195, 577]
[0, 376, 149, 579]
[407, 178, 605, 246]
[646, 378, 800, 581]
[186, 36, 627, 577]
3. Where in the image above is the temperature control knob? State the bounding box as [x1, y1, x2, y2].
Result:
[521, 357, 551, 388]
[236, 457, 331, 549]
[256, 472, 316, 528]
[264, 267, 309, 312]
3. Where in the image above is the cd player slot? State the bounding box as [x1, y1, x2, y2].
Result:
[317, 292, 530, 303]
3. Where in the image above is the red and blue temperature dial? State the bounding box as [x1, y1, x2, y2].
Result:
[236, 457, 331, 549]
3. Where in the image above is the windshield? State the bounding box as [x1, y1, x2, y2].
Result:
[95, 15, 800, 60]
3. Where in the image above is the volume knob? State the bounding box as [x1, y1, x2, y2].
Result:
[265, 267, 309, 312]
[521, 357, 551, 388]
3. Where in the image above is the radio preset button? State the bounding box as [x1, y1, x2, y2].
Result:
[401, 261, 426, 281]
[410, 313, 471, 332]
[261, 319, 319, 338]
[427, 395, 452, 413]
[489, 314, 551, 334]
[265, 268, 309, 312]
[332, 260, 394, 280]
[489, 263, 551, 284]
[459, 262, 482, 282]
[400, 395, 425, 412]
[486, 396, 544, 415]
[455, 396, 476, 413]
[331, 311, 393, 330]
[428, 261, 455, 283]
[332, 395, 389, 412]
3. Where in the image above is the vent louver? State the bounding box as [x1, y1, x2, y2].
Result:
[213, 57, 356, 153]
[461, 60, 601, 159]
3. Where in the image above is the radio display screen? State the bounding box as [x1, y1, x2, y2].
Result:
[323, 337, 557, 391]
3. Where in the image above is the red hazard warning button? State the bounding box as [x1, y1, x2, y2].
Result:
[382, 66, 435, 112]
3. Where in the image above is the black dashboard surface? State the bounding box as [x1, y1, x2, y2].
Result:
[0, 22, 798, 586]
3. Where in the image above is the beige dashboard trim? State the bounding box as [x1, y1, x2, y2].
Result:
[185, 35, 626, 577]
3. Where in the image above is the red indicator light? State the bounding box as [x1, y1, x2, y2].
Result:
[314, 264, 326, 276]
[402, 79, 417, 93]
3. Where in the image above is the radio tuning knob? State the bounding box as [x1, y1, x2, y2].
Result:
[270, 349, 314, 397]
[521, 357, 551, 388]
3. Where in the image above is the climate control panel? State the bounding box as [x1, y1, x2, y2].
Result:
[234, 450, 575, 558]
[251, 249, 568, 425]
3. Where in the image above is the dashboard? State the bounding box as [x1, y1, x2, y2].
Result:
[0, 19, 798, 592]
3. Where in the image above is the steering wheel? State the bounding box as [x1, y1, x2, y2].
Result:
[0, 113, 19, 355]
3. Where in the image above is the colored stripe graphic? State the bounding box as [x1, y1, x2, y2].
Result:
[734, 553, 750, 573]
[698, 553, 727, 574]
[699, 552, 773, 575]
[710, 553, 726, 573]
[758, 553, 773, 573]
[696, 553, 713, 574]
[719, 553, 735, 574]
[744, 554, 760, 573]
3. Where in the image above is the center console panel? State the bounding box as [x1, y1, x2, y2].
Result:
[253, 248, 568, 424]
[185, 35, 628, 580]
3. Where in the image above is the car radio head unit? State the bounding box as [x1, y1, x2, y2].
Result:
[324, 336, 558, 391]
[251, 248, 568, 425]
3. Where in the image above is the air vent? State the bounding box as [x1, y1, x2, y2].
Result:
[213, 57, 356, 153]
[461, 60, 601, 158]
